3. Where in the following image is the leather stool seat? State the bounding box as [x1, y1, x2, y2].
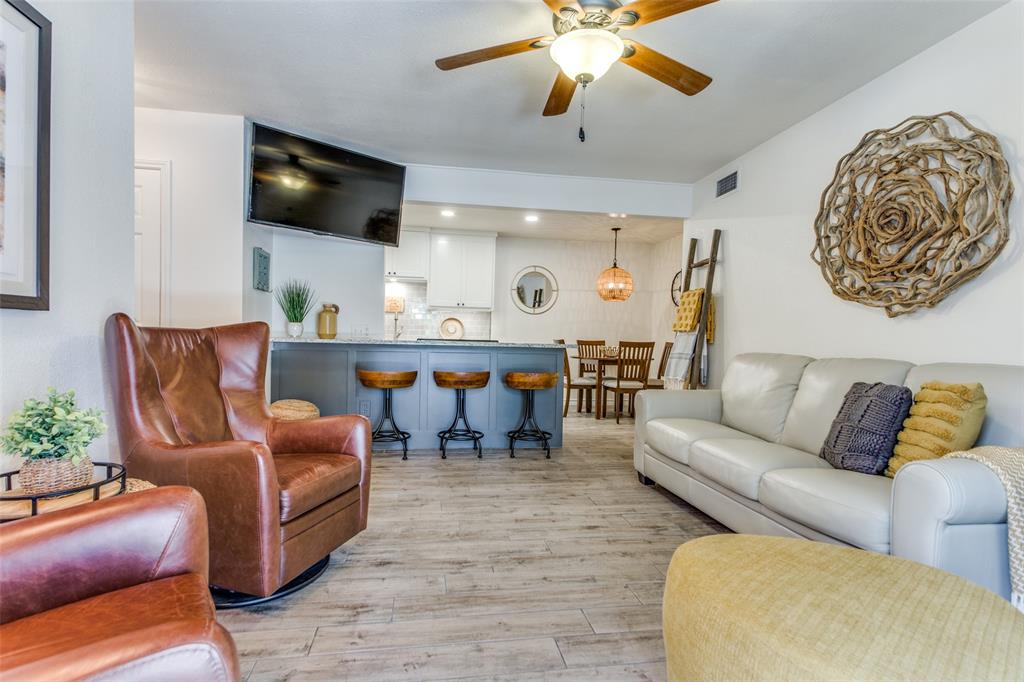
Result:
[357, 370, 417, 390]
[505, 371, 559, 390]
[434, 370, 490, 390]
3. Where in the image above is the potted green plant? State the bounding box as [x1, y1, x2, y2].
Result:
[1, 389, 106, 494]
[275, 279, 317, 338]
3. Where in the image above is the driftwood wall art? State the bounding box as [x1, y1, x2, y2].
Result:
[812, 112, 1012, 317]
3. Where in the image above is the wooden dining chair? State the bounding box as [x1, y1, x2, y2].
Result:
[555, 339, 596, 416]
[575, 340, 606, 380]
[646, 341, 674, 390]
[602, 341, 655, 423]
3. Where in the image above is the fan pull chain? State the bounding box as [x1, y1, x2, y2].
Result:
[578, 83, 587, 143]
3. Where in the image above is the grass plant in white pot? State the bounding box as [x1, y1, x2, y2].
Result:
[1, 389, 106, 494]
[276, 279, 317, 338]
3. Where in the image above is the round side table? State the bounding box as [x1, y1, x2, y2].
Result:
[0, 462, 153, 522]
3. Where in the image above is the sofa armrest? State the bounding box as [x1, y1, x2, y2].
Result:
[126, 439, 281, 596]
[891, 458, 1010, 599]
[0, 486, 207, 623]
[268, 415, 372, 530]
[634, 390, 723, 474]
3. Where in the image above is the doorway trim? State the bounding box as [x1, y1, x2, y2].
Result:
[134, 159, 173, 325]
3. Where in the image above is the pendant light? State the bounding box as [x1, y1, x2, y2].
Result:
[596, 227, 633, 301]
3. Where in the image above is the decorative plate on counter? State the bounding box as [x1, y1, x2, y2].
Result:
[439, 317, 465, 340]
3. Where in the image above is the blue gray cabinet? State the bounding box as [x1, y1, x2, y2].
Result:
[270, 339, 564, 453]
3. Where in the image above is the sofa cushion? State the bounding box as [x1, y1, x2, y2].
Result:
[886, 382, 987, 477]
[759, 469, 893, 552]
[646, 418, 756, 466]
[721, 353, 814, 443]
[781, 358, 913, 454]
[821, 382, 912, 474]
[276, 453, 361, 522]
[905, 363, 1020, 447]
[690, 439, 832, 500]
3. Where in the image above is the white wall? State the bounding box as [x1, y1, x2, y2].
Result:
[491, 236, 663, 347]
[405, 165, 692, 218]
[135, 108, 246, 327]
[0, 1, 135, 466]
[270, 230, 385, 338]
[648, 232, 685, 346]
[686, 3, 1024, 386]
[243, 223, 274, 323]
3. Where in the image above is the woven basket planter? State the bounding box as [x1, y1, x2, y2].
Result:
[270, 399, 320, 421]
[19, 456, 94, 494]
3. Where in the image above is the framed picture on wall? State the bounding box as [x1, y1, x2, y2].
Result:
[1, 0, 51, 310]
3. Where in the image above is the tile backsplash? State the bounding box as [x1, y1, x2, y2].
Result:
[383, 282, 492, 340]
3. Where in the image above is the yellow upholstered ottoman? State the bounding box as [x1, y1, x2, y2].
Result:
[664, 535, 1024, 681]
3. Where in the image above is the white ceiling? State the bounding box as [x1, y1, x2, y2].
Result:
[135, 0, 1003, 183]
[401, 201, 682, 242]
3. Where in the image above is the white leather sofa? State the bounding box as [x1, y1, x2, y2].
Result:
[634, 354, 1023, 600]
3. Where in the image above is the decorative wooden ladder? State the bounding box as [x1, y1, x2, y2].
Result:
[682, 229, 722, 389]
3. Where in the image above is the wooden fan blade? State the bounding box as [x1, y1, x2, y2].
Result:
[613, 0, 718, 28]
[620, 40, 711, 95]
[542, 0, 584, 17]
[436, 37, 549, 71]
[543, 71, 578, 117]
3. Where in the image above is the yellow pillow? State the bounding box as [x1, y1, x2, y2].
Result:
[673, 289, 704, 332]
[885, 381, 987, 477]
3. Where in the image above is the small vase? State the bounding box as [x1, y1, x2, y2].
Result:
[20, 456, 94, 494]
[286, 322, 304, 338]
[317, 304, 339, 339]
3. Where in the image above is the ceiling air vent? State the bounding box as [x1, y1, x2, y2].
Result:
[716, 171, 739, 198]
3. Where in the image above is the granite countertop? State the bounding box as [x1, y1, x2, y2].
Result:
[271, 336, 564, 349]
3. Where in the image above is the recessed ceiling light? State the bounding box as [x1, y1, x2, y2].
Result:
[608, 212, 628, 218]
[525, 215, 540, 223]
[441, 209, 456, 217]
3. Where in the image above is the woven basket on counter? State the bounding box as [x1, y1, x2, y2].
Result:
[270, 399, 321, 421]
[19, 456, 94, 494]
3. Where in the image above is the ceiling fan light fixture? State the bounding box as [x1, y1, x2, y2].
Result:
[550, 28, 624, 84]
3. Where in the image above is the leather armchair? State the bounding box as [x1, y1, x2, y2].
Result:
[0, 486, 239, 681]
[104, 313, 371, 597]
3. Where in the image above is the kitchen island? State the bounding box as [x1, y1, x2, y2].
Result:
[271, 338, 564, 454]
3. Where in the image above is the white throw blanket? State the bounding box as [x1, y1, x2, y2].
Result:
[947, 446, 1024, 612]
[663, 331, 707, 389]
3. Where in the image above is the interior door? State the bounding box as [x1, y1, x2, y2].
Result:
[460, 235, 495, 308]
[133, 165, 166, 326]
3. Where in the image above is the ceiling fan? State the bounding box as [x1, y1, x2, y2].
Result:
[435, 0, 717, 121]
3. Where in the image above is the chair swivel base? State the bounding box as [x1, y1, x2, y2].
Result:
[211, 555, 329, 609]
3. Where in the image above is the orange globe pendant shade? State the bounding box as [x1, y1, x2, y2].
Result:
[596, 227, 633, 301]
[597, 266, 634, 301]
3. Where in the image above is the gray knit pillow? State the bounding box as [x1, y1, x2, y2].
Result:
[821, 382, 913, 474]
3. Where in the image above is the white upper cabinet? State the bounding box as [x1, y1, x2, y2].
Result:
[427, 232, 496, 309]
[384, 228, 429, 280]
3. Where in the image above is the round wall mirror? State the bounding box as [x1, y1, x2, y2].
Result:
[511, 266, 559, 315]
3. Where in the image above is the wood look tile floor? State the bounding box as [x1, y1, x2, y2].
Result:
[221, 404, 728, 681]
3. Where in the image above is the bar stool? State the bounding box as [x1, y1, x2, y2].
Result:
[357, 369, 418, 460]
[433, 370, 490, 458]
[505, 371, 558, 458]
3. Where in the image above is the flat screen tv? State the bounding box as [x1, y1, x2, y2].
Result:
[247, 123, 405, 247]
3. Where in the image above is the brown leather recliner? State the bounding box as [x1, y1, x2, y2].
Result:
[0, 486, 239, 681]
[104, 313, 371, 598]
